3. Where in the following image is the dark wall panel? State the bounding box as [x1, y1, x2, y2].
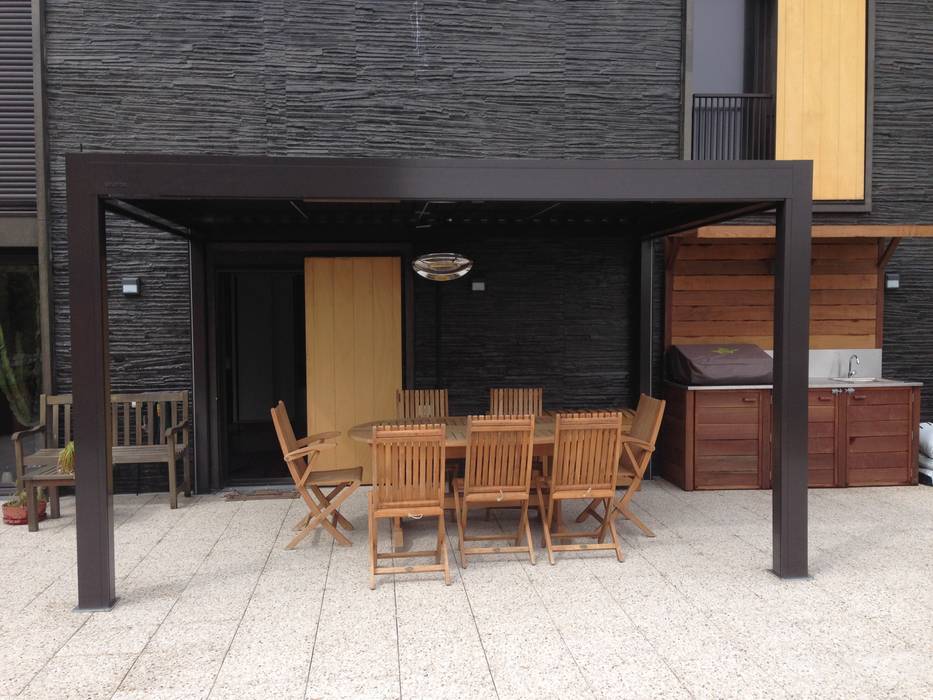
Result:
[413, 231, 640, 415]
[44, 0, 684, 399]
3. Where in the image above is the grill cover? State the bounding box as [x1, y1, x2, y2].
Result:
[667, 344, 773, 386]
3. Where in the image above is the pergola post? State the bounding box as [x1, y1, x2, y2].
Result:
[639, 238, 653, 399]
[67, 160, 116, 610]
[772, 164, 813, 578]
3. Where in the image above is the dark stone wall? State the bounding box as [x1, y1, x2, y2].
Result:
[413, 230, 640, 415]
[40, 0, 933, 497]
[44, 0, 684, 396]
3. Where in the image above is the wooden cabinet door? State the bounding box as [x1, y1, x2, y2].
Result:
[808, 389, 838, 487]
[693, 390, 765, 489]
[843, 388, 915, 486]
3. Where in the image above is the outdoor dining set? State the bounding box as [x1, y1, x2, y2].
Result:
[271, 388, 666, 589]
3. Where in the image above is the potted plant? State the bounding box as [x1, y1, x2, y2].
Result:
[59, 441, 75, 475]
[2, 488, 46, 526]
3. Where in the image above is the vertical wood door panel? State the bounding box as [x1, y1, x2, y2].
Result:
[776, 0, 866, 201]
[305, 257, 401, 480]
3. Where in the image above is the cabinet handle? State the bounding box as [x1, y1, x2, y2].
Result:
[742, 397, 756, 403]
[852, 395, 867, 401]
[818, 396, 832, 402]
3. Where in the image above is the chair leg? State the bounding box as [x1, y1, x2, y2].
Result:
[606, 500, 625, 562]
[453, 487, 468, 568]
[520, 501, 536, 565]
[536, 483, 555, 565]
[575, 499, 599, 523]
[393, 517, 404, 548]
[615, 482, 655, 537]
[368, 492, 377, 590]
[310, 483, 353, 530]
[289, 483, 355, 548]
[438, 514, 451, 585]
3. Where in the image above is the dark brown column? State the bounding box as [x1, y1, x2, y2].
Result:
[189, 240, 210, 494]
[66, 160, 115, 609]
[639, 238, 653, 398]
[772, 163, 813, 578]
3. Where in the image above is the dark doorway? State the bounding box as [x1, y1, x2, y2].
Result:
[216, 266, 305, 485]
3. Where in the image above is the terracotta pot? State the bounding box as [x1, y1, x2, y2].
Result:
[2, 500, 47, 526]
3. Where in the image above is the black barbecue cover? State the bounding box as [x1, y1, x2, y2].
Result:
[667, 344, 773, 386]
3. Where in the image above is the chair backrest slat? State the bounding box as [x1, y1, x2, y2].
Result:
[465, 414, 535, 496]
[371, 423, 445, 509]
[552, 411, 624, 491]
[489, 388, 543, 417]
[396, 389, 449, 419]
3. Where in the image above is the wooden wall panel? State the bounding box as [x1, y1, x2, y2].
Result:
[306, 257, 402, 480]
[668, 238, 881, 349]
[776, 0, 866, 201]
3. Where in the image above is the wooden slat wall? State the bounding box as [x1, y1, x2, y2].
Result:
[305, 257, 402, 480]
[776, 0, 867, 201]
[668, 238, 880, 349]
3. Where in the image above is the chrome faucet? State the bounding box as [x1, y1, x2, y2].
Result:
[848, 354, 860, 378]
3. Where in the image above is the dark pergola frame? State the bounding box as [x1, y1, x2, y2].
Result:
[66, 154, 812, 610]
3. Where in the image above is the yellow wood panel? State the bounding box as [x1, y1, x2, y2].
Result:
[776, 0, 866, 201]
[306, 257, 402, 481]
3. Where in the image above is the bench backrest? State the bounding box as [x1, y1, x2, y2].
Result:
[39, 391, 189, 450]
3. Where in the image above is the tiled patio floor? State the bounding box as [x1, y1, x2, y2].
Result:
[1, 479, 931, 699]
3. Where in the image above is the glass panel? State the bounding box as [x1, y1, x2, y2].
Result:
[0, 251, 41, 494]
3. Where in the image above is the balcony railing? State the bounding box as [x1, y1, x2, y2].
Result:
[691, 93, 775, 161]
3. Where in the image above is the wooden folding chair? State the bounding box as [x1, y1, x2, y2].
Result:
[452, 415, 536, 566]
[369, 423, 451, 589]
[535, 411, 625, 564]
[576, 394, 666, 537]
[488, 388, 543, 416]
[396, 388, 449, 419]
[270, 401, 362, 550]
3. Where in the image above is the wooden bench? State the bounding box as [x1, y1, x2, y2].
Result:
[12, 392, 191, 531]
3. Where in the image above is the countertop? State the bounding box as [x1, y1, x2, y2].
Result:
[673, 377, 923, 391]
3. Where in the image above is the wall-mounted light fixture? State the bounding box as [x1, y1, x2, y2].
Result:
[121, 276, 141, 296]
[412, 253, 472, 281]
[885, 272, 900, 290]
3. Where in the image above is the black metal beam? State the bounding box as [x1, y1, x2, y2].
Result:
[71, 154, 802, 203]
[64, 153, 815, 610]
[67, 162, 116, 611]
[772, 162, 813, 578]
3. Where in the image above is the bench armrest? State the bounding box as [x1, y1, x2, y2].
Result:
[164, 419, 191, 440]
[12, 424, 45, 444]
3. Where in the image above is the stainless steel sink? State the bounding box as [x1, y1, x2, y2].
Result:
[829, 377, 878, 383]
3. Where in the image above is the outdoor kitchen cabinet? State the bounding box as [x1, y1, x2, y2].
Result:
[658, 386, 771, 490]
[659, 384, 921, 490]
[842, 386, 920, 486]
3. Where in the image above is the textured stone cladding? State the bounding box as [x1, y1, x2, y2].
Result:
[44, 0, 683, 396]
[40, 1, 933, 494]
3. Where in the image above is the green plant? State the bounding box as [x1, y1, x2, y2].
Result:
[58, 441, 75, 475]
[3, 488, 43, 508]
[0, 322, 38, 427]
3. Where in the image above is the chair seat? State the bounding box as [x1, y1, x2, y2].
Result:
[307, 466, 363, 485]
[24, 445, 185, 467]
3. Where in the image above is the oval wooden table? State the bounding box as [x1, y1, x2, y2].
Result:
[349, 411, 635, 547]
